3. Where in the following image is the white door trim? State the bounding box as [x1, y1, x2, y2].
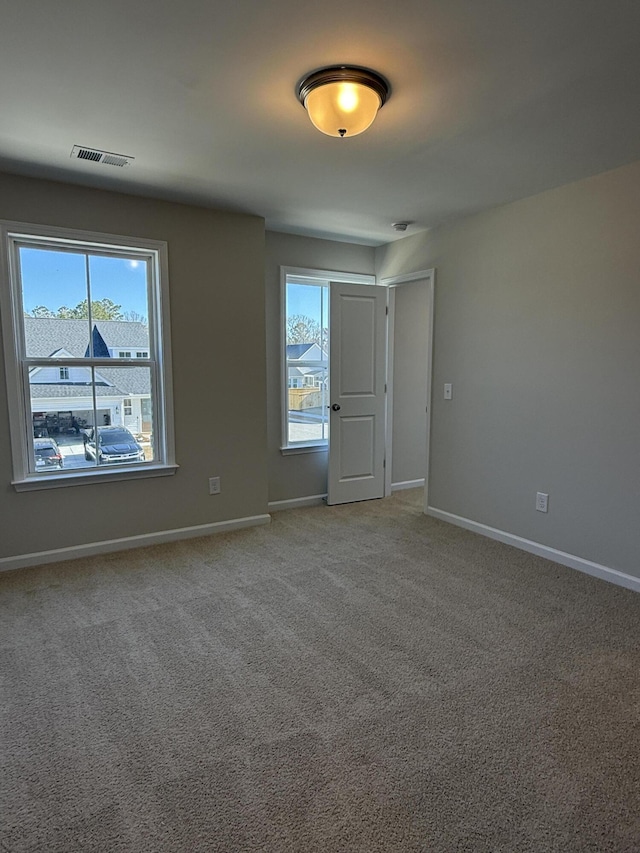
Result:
[379, 269, 435, 511]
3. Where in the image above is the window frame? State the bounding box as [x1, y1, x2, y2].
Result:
[280, 266, 375, 454]
[0, 220, 177, 491]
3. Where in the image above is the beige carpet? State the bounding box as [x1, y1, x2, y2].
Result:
[1, 490, 639, 852]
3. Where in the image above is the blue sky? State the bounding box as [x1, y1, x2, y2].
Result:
[287, 282, 328, 326]
[19, 248, 149, 319]
[20, 249, 328, 327]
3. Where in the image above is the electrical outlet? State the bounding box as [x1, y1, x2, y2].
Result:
[444, 383, 453, 400]
[209, 476, 221, 495]
[536, 492, 548, 513]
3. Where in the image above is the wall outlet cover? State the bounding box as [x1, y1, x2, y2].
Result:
[536, 491, 549, 512]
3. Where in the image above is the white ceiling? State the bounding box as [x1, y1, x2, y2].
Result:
[1, 0, 639, 245]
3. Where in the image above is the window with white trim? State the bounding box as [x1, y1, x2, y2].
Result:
[282, 273, 329, 449]
[0, 221, 176, 489]
[280, 267, 376, 453]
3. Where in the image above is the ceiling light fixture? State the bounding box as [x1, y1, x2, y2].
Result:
[297, 66, 390, 138]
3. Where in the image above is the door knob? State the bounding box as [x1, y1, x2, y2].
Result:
[331, 403, 341, 411]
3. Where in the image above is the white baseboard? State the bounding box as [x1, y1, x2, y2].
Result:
[426, 506, 640, 594]
[268, 494, 327, 511]
[0, 514, 272, 573]
[392, 479, 425, 492]
[270, 484, 425, 510]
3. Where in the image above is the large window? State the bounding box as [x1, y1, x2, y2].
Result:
[0, 222, 176, 490]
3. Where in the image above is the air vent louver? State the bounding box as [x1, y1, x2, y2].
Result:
[101, 154, 129, 167]
[70, 146, 134, 167]
[77, 148, 102, 162]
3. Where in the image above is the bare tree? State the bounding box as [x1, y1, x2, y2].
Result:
[287, 314, 322, 345]
[121, 310, 147, 323]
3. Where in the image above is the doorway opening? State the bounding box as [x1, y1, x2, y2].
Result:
[381, 270, 435, 511]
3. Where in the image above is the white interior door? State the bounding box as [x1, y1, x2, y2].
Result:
[327, 282, 387, 505]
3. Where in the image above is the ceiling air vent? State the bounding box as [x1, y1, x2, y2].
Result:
[70, 146, 134, 167]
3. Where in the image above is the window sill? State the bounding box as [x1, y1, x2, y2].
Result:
[280, 443, 328, 456]
[12, 463, 179, 492]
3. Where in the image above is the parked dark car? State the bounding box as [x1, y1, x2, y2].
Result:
[34, 437, 63, 469]
[83, 426, 145, 464]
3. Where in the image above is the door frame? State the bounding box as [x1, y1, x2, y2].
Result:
[379, 269, 435, 512]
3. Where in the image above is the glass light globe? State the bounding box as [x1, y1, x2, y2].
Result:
[304, 81, 382, 138]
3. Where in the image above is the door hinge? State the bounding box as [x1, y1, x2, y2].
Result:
[384, 383, 387, 393]
[385, 305, 389, 315]
[383, 457, 386, 467]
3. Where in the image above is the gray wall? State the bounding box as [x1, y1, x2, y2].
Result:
[391, 281, 428, 484]
[376, 159, 640, 578]
[0, 172, 268, 560]
[265, 231, 375, 503]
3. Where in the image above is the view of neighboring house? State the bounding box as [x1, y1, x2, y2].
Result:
[285, 342, 329, 443]
[25, 318, 152, 437]
[287, 343, 329, 388]
[286, 342, 327, 388]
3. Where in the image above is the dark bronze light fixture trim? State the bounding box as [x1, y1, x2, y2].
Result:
[296, 66, 390, 109]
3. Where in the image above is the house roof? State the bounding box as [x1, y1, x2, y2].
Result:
[85, 325, 111, 358]
[24, 318, 149, 358]
[30, 368, 150, 399]
[99, 368, 150, 396]
[288, 367, 326, 381]
[286, 343, 327, 360]
[30, 383, 124, 399]
[286, 343, 316, 359]
[25, 319, 151, 399]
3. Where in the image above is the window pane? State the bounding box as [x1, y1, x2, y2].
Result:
[21, 248, 151, 360]
[89, 255, 150, 355]
[286, 283, 325, 346]
[285, 280, 329, 445]
[287, 364, 329, 444]
[29, 366, 154, 471]
[95, 366, 154, 464]
[21, 248, 90, 358]
[29, 367, 96, 472]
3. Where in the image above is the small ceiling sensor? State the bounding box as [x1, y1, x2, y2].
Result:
[392, 222, 409, 232]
